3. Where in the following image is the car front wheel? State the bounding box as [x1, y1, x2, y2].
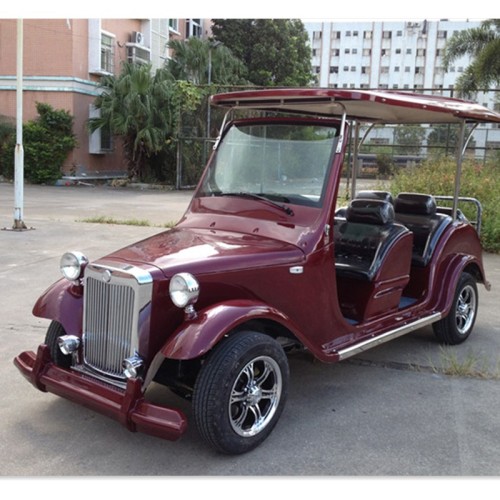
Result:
[192, 331, 289, 454]
[44, 320, 72, 368]
[433, 272, 478, 345]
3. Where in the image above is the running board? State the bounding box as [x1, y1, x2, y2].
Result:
[337, 313, 442, 361]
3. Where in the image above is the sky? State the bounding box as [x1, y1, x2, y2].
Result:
[0, 2, 497, 21]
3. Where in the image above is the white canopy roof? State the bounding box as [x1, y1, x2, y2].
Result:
[211, 88, 500, 125]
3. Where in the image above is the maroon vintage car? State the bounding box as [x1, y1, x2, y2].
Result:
[14, 89, 500, 454]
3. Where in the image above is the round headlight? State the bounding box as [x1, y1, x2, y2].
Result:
[60, 251, 88, 281]
[169, 272, 200, 308]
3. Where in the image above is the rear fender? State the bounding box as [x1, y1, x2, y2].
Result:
[32, 279, 83, 336]
[431, 254, 488, 317]
[160, 300, 299, 360]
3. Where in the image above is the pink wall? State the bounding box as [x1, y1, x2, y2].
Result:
[0, 19, 138, 175]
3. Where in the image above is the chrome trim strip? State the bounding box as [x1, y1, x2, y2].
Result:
[337, 313, 442, 361]
[89, 260, 153, 284]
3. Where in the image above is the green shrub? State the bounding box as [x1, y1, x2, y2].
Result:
[0, 119, 16, 178]
[376, 152, 395, 177]
[390, 156, 500, 253]
[0, 103, 77, 184]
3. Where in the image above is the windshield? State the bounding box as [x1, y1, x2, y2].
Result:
[199, 121, 339, 208]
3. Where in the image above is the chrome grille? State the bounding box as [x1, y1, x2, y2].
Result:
[84, 277, 135, 377]
[82, 262, 153, 380]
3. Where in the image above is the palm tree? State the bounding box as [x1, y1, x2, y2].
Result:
[443, 20, 500, 97]
[166, 38, 247, 85]
[89, 63, 183, 180]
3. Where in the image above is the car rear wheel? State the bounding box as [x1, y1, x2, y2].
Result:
[433, 272, 478, 345]
[192, 331, 289, 454]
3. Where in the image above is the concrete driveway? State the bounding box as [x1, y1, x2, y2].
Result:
[1, 183, 499, 477]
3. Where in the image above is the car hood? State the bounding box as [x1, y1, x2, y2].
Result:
[100, 227, 305, 277]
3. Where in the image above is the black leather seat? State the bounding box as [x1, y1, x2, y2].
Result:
[394, 193, 452, 267]
[436, 206, 467, 222]
[356, 190, 394, 204]
[334, 199, 413, 321]
[335, 199, 410, 281]
[335, 190, 393, 219]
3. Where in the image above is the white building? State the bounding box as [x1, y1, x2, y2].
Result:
[305, 20, 500, 155]
[305, 20, 496, 103]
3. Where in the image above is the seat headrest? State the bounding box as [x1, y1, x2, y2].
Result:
[346, 199, 395, 225]
[355, 190, 394, 204]
[395, 193, 437, 216]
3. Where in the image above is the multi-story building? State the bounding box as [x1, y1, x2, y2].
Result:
[0, 18, 210, 177]
[306, 20, 496, 101]
[305, 20, 500, 155]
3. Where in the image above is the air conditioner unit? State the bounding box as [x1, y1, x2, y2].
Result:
[132, 31, 144, 45]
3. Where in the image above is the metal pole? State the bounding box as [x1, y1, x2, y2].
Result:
[206, 48, 212, 139]
[14, 18, 27, 230]
[176, 109, 182, 190]
[351, 121, 361, 201]
[452, 121, 466, 221]
[206, 41, 221, 140]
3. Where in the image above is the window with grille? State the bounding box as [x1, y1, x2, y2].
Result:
[89, 105, 113, 154]
[100, 33, 114, 73]
[169, 19, 179, 32]
[186, 19, 202, 38]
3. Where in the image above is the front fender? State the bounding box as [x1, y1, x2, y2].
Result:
[32, 278, 83, 336]
[160, 299, 299, 360]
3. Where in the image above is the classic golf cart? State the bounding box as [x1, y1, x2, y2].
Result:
[14, 89, 500, 454]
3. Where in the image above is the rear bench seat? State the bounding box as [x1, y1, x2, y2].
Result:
[394, 193, 452, 267]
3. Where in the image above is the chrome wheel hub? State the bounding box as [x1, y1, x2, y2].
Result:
[229, 356, 282, 437]
[455, 284, 477, 335]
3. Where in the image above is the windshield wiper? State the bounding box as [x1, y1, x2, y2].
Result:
[215, 192, 294, 216]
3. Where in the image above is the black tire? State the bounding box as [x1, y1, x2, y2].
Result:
[433, 272, 478, 345]
[192, 331, 289, 455]
[44, 321, 72, 368]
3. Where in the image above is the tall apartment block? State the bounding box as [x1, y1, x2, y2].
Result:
[0, 18, 210, 177]
[305, 20, 497, 108]
[305, 20, 500, 152]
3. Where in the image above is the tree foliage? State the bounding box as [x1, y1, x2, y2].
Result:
[166, 37, 247, 85]
[394, 125, 426, 155]
[443, 19, 500, 97]
[0, 103, 76, 184]
[211, 19, 314, 87]
[427, 124, 476, 157]
[89, 62, 202, 181]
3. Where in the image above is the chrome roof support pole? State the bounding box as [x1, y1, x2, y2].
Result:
[452, 121, 467, 221]
[351, 121, 361, 201]
[213, 109, 233, 150]
[452, 122, 478, 220]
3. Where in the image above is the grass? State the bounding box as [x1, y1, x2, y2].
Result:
[429, 346, 500, 380]
[79, 216, 176, 229]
